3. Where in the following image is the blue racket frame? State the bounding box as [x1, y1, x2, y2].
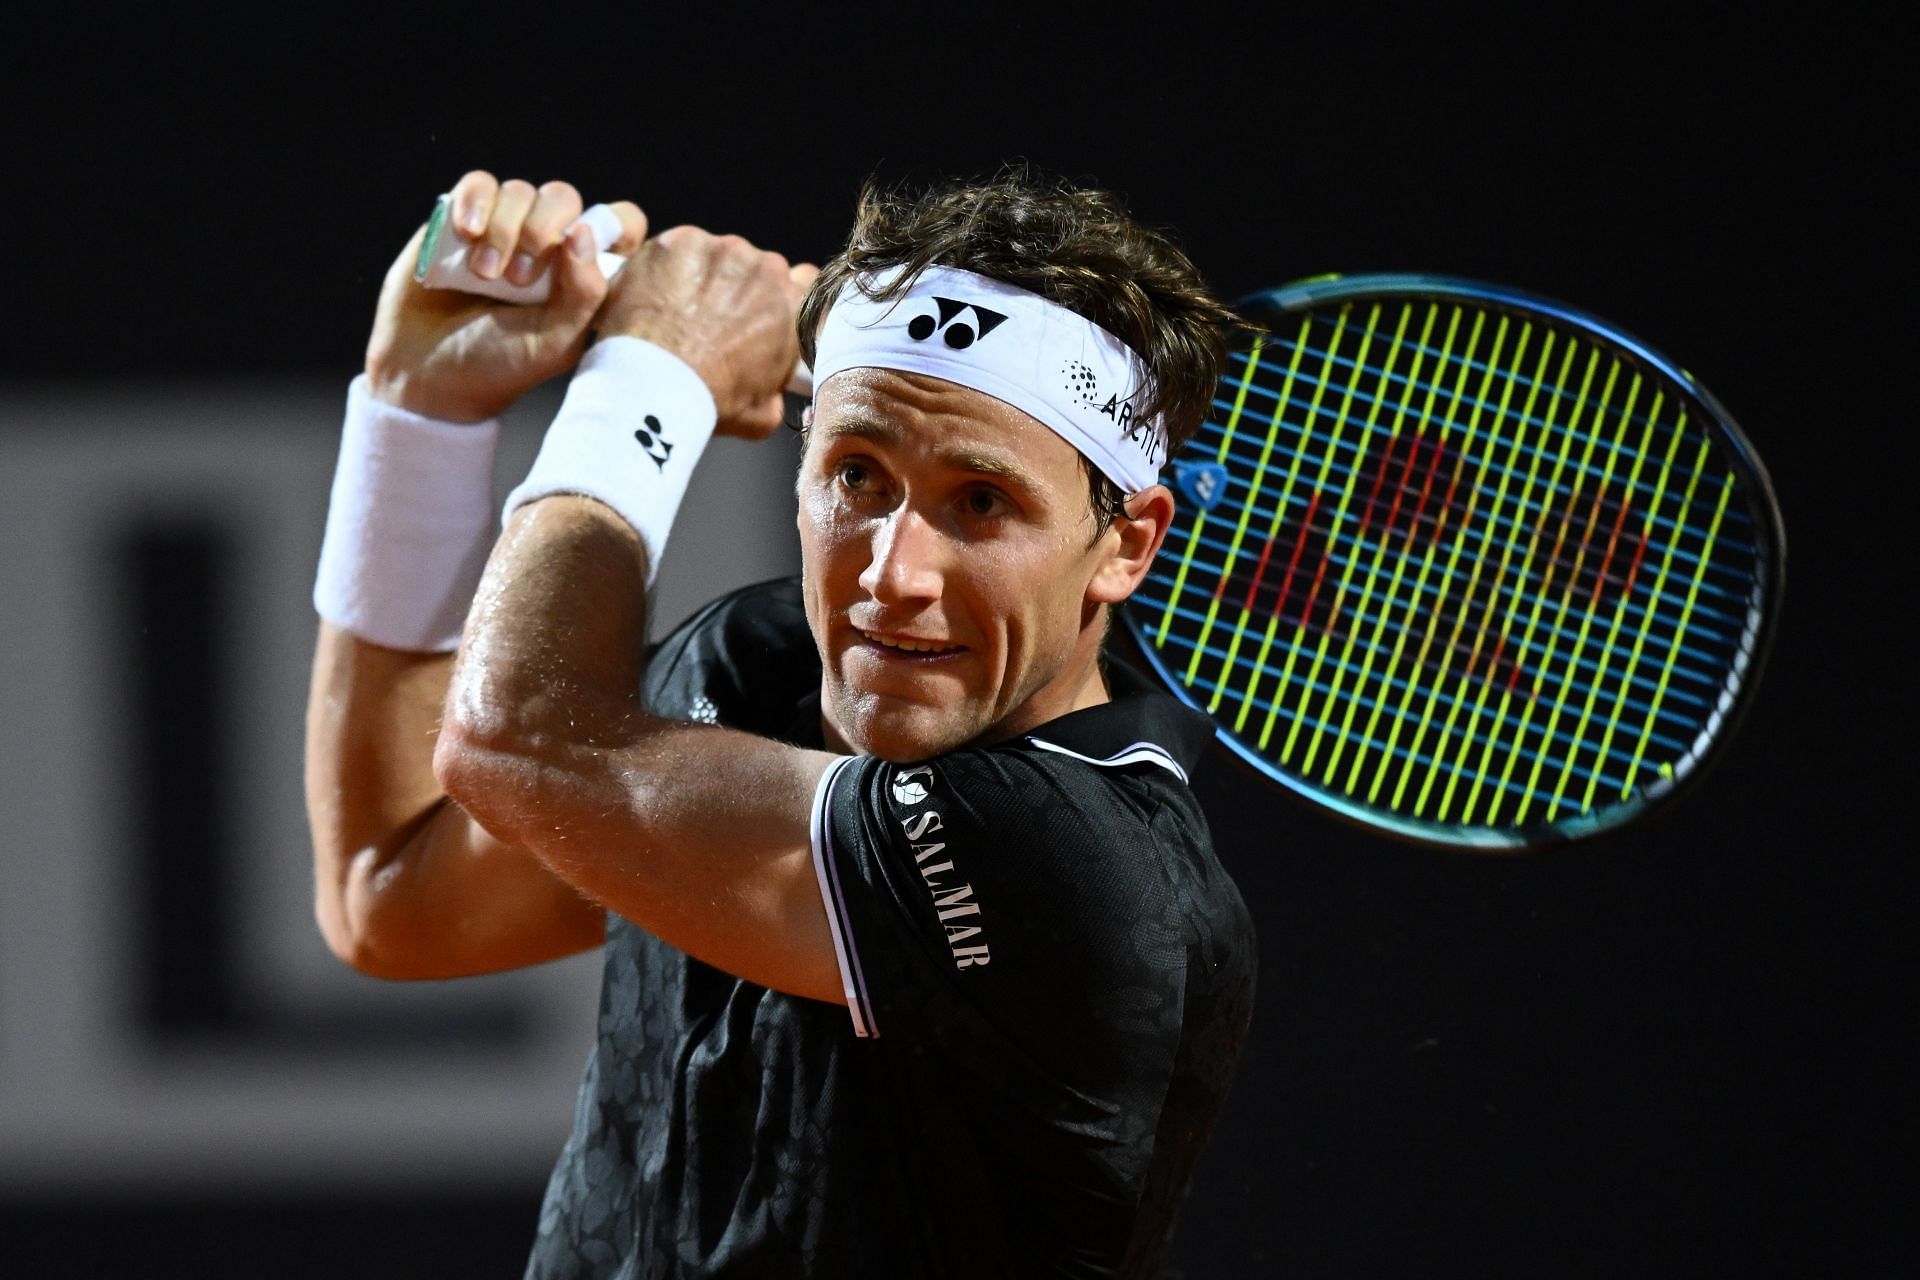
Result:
[1119, 273, 1786, 850]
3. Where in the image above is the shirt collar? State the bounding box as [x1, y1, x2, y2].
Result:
[1018, 659, 1215, 783]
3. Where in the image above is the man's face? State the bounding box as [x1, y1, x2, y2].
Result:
[798, 368, 1121, 761]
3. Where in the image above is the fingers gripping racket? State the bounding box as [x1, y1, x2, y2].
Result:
[1119, 274, 1784, 851]
[414, 193, 632, 304]
[412, 193, 815, 393]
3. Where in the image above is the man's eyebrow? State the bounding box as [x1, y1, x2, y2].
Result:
[945, 449, 1040, 492]
[817, 416, 1044, 492]
[818, 416, 901, 446]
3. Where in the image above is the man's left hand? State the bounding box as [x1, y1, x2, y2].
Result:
[594, 226, 818, 439]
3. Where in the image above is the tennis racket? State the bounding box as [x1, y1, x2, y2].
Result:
[1118, 274, 1784, 851]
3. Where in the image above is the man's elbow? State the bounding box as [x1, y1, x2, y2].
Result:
[432, 707, 545, 847]
[312, 855, 425, 980]
[316, 896, 398, 978]
[434, 688, 646, 863]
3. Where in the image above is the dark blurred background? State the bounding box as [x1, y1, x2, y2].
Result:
[0, 5, 1904, 1276]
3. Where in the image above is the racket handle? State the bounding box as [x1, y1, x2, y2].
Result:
[414, 195, 625, 304]
[412, 194, 814, 397]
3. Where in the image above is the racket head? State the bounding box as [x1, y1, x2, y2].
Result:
[1122, 274, 1784, 850]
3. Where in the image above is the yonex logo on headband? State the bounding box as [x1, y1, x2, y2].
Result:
[908, 298, 1009, 349]
[812, 265, 1168, 492]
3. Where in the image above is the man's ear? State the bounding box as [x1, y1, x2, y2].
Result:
[1087, 484, 1175, 606]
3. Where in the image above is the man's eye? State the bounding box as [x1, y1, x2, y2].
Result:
[961, 488, 1008, 519]
[837, 461, 872, 491]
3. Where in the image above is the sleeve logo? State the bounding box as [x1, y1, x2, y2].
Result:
[907, 298, 1008, 350]
[890, 763, 932, 806]
[896, 789, 991, 970]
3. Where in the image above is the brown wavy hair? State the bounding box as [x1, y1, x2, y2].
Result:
[798, 168, 1245, 532]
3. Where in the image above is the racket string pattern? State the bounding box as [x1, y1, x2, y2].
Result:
[1128, 280, 1778, 847]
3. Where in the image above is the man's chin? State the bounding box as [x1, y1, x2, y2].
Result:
[843, 720, 969, 765]
[826, 691, 979, 763]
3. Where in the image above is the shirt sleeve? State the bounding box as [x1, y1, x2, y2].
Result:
[808, 747, 1192, 1097]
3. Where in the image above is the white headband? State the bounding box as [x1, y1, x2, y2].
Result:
[811, 265, 1166, 492]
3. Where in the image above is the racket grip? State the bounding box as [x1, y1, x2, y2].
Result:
[414, 195, 625, 304]
[412, 194, 815, 396]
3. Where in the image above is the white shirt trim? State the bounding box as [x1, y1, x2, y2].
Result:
[1023, 736, 1190, 785]
[808, 755, 878, 1038]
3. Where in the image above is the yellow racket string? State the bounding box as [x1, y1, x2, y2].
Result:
[1128, 282, 1768, 843]
[1623, 459, 1733, 793]
[1156, 338, 1266, 645]
[1206, 311, 1352, 713]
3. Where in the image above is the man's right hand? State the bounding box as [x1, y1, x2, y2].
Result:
[363, 170, 646, 423]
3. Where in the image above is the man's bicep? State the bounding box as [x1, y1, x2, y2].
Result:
[630, 735, 848, 1007]
[444, 724, 847, 1006]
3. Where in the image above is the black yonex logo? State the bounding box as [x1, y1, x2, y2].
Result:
[634, 415, 672, 470]
[907, 297, 1008, 349]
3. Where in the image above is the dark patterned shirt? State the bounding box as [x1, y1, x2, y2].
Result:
[526, 578, 1255, 1279]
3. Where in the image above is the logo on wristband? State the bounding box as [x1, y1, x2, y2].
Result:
[634, 415, 673, 470]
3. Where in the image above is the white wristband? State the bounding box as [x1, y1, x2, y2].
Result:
[502, 336, 718, 583]
[313, 375, 500, 652]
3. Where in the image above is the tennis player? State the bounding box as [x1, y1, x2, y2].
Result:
[306, 168, 1256, 1277]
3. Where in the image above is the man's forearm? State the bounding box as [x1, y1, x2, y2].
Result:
[304, 624, 456, 966]
[437, 495, 658, 851]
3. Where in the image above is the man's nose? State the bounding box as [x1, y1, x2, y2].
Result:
[859, 506, 946, 605]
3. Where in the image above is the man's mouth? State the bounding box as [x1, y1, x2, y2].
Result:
[853, 627, 967, 657]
